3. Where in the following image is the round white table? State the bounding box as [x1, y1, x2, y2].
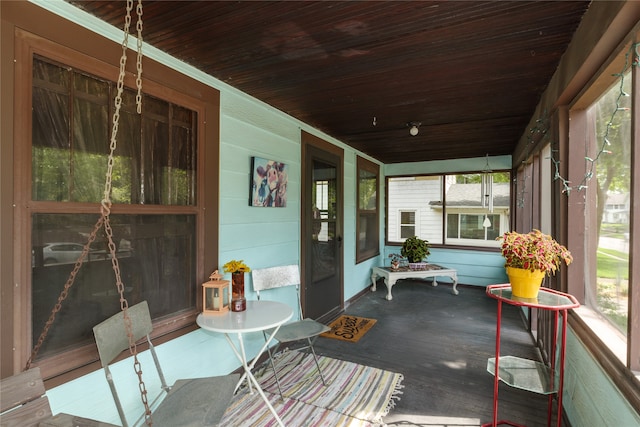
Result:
[196, 300, 293, 427]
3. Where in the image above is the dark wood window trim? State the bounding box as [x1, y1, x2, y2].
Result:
[356, 156, 380, 263]
[385, 171, 510, 250]
[551, 29, 640, 414]
[5, 3, 219, 382]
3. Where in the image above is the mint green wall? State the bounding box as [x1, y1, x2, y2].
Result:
[217, 89, 376, 306]
[564, 330, 640, 426]
[380, 247, 508, 287]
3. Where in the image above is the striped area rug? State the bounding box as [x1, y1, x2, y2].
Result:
[221, 350, 404, 426]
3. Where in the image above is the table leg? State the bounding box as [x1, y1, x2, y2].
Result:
[223, 331, 286, 427]
[451, 275, 459, 295]
[482, 300, 502, 427]
[492, 300, 502, 427]
[385, 278, 394, 301]
[223, 334, 253, 394]
[370, 272, 378, 292]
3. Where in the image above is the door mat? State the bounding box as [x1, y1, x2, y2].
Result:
[321, 315, 377, 343]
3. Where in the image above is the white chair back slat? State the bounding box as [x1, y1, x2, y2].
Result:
[252, 265, 300, 291]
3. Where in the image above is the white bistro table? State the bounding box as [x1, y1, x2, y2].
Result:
[371, 264, 459, 300]
[196, 300, 293, 427]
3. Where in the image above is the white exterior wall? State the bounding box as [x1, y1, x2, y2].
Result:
[387, 176, 442, 244]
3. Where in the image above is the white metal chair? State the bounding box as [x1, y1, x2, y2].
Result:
[251, 265, 330, 400]
[93, 301, 239, 427]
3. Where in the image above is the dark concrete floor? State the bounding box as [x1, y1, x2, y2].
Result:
[313, 280, 559, 427]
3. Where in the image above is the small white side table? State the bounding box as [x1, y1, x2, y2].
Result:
[370, 264, 459, 300]
[196, 300, 293, 427]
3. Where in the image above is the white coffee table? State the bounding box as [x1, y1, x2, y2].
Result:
[370, 264, 459, 300]
[196, 300, 293, 427]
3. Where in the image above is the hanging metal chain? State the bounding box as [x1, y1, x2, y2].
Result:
[27, 0, 151, 425]
[102, 0, 152, 424]
[135, 0, 144, 114]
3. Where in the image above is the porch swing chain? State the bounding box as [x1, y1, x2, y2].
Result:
[103, 2, 153, 425]
[26, 1, 153, 425]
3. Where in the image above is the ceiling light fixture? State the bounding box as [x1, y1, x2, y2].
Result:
[407, 121, 421, 136]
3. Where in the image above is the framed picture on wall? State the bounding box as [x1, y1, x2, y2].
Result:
[250, 156, 288, 207]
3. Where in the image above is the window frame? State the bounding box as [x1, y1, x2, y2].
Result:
[385, 171, 511, 249]
[564, 35, 640, 392]
[12, 26, 220, 381]
[355, 156, 380, 263]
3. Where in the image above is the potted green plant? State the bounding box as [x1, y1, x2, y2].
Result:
[497, 229, 573, 298]
[401, 236, 430, 269]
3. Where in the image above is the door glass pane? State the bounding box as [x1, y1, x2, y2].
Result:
[312, 159, 337, 281]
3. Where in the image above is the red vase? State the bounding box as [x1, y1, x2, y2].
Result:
[231, 272, 246, 312]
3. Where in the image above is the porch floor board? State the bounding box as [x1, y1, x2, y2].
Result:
[314, 280, 562, 427]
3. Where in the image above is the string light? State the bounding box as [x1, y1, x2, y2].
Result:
[518, 42, 639, 206]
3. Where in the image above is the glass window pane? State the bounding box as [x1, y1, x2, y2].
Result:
[388, 172, 508, 246]
[589, 71, 631, 337]
[400, 226, 415, 239]
[447, 214, 459, 238]
[358, 212, 378, 253]
[31, 213, 197, 357]
[358, 169, 376, 210]
[400, 211, 415, 224]
[356, 157, 379, 262]
[459, 214, 482, 239]
[444, 173, 506, 247]
[168, 116, 197, 205]
[32, 60, 71, 202]
[31, 57, 197, 206]
[487, 214, 501, 240]
[72, 73, 110, 202]
[388, 176, 443, 244]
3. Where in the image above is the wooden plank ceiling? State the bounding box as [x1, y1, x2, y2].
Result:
[68, 1, 590, 164]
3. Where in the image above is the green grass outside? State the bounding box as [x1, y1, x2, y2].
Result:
[596, 247, 629, 332]
[597, 248, 629, 280]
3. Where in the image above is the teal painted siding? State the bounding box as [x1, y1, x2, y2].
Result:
[382, 247, 508, 287]
[563, 331, 640, 426]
